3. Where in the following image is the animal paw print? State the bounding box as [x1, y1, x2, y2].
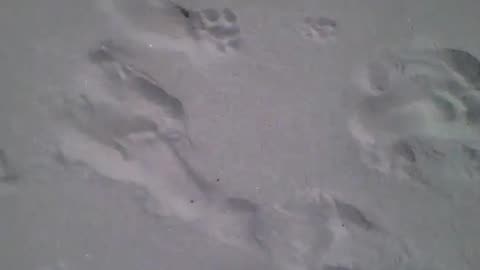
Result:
[301, 16, 337, 44]
[189, 8, 241, 53]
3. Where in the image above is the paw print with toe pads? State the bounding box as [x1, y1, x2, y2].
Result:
[301, 16, 337, 44]
[189, 7, 241, 53]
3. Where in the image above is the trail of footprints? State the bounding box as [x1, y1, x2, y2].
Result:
[49, 40, 411, 270]
[5, 0, 475, 269]
[37, 1, 432, 269]
[5, 0, 463, 268]
[98, 0, 337, 59]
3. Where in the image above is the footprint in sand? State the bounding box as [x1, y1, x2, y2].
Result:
[52, 64, 411, 268]
[96, 0, 242, 61]
[253, 191, 338, 270]
[48, 40, 262, 253]
[350, 48, 480, 183]
[300, 16, 337, 44]
[188, 7, 242, 53]
[253, 190, 411, 270]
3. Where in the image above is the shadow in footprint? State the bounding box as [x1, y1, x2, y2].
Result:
[0, 149, 17, 184]
[332, 199, 377, 232]
[323, 265, 355, 270]
[441, 49, 480, 89]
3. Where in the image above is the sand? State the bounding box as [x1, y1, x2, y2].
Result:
[0, 0, 479, 269]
